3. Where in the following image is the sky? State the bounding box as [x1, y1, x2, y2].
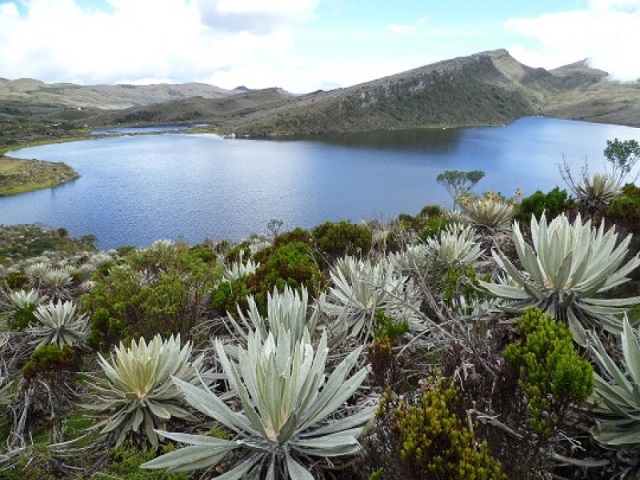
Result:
[1, 0, 639, 93]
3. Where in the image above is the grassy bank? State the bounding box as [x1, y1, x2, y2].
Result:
[0, 132, 91, 196]
[0, 156, 79, 196]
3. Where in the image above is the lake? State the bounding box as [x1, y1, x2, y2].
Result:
[2, 117, 640, 250]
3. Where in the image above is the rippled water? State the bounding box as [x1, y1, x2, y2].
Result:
[2, 117, 639, 249]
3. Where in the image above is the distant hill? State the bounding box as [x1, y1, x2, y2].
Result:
[2, 50, 640, 136]
[0, 78, 235, 110]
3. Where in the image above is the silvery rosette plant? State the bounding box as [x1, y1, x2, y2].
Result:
[85, 334, 207, 448]
[424, 223, 484, 266]
[224, 258, 260, 282]
[480, 213, 640, 344]
[388, 224, 482, 275]
[142, 329, 374, 479]
[28, 300, 88, 348]
[3, 288, 46, 311]
[459, 194, 515, 233]
[589, 318, 640, 449]
[319, 256, 424, 346]
[226, 285, 319, 346]
[575, 172, 621, 207]
[39, 267, 73, 299]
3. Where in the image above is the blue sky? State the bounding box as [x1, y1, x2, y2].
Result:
[0, 0, 638, 92]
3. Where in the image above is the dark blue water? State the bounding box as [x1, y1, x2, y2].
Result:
[2, 117, 639, 249]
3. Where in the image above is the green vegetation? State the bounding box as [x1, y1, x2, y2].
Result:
[515, 186, 575, 222]
[503, 308, 593, 438]
[83, 241, 221, 350]
[370, 377, 506, 480]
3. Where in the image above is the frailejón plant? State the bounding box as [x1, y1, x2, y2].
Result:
[227, 285, 319, 346]
[589, 318, 640, 448]
[142, 330, 374, 479]
[85, 334, 206, 448]
[29, 300, 88, 348]
[480, 213, 640, 344]
[319, 256, 423, 346]
[459, 195, 514, 233]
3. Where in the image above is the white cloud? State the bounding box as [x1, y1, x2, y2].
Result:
[505, 0, 640, 81]
[0, 0, 318, 88]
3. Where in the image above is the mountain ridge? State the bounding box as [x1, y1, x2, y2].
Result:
[2, 49, 639, 136]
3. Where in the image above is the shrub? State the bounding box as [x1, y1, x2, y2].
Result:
[84, 243, 221, 351]
[502, 308, 593, 438]
[212, 240, 323, 316]
[365, 376, 505, 480]
[515, 187, 574, 223]
[606, 183, 640, 232]
[22, 344, 78, 381]
[311, 220, 373, 264]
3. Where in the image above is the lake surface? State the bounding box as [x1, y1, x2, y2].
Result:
[2, 117, 640, 250]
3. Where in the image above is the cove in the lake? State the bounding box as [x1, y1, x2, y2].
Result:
[2, 117, 640, 250]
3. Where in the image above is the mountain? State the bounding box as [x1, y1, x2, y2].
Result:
[2, 49, 640, 137]
[221, 50, 640, 135]
[0, 79, 235, 110]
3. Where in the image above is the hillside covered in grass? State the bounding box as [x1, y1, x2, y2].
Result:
[2, 49, 640, 146]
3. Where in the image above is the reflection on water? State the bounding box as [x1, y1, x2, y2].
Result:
[276, 128, 463, 153]
[2, 117, 640, 249]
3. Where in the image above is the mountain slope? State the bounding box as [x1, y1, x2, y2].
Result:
[0, 79, 235, 109]
[217, 50, 640, 135]
[3, 49, 640, 136]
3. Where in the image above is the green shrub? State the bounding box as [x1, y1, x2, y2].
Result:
[418, 216, 452, 241]
[419, 204, 444, 217]
[22, 344, 78, 380]
[84, 243, 221, 351]
[312, 220, 372, 264]
[367, 377, 506, 479]
[212, 240, 323, 316]
[223, 240, 251, 263]
[515, 187, 574, 223]
[605, 183, 640, 231]
[11, 304, 37, 330]
[369, 311, 409, 389]
[502, 308, 593, 438]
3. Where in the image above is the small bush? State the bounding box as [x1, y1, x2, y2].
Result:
[312, 220, 372, 264]
[22, 344, 78, 380]
[364, 377, 506, 479]
[212, 240, 324, 316]
[606, 183, 640, 232]
[84, 243, 221, 351]
[419, 204, 444, 217]
[502, 308, 593, 438]
[515, 187, 575, 223]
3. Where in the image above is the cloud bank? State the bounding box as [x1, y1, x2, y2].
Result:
[506, 0, 640, 81]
